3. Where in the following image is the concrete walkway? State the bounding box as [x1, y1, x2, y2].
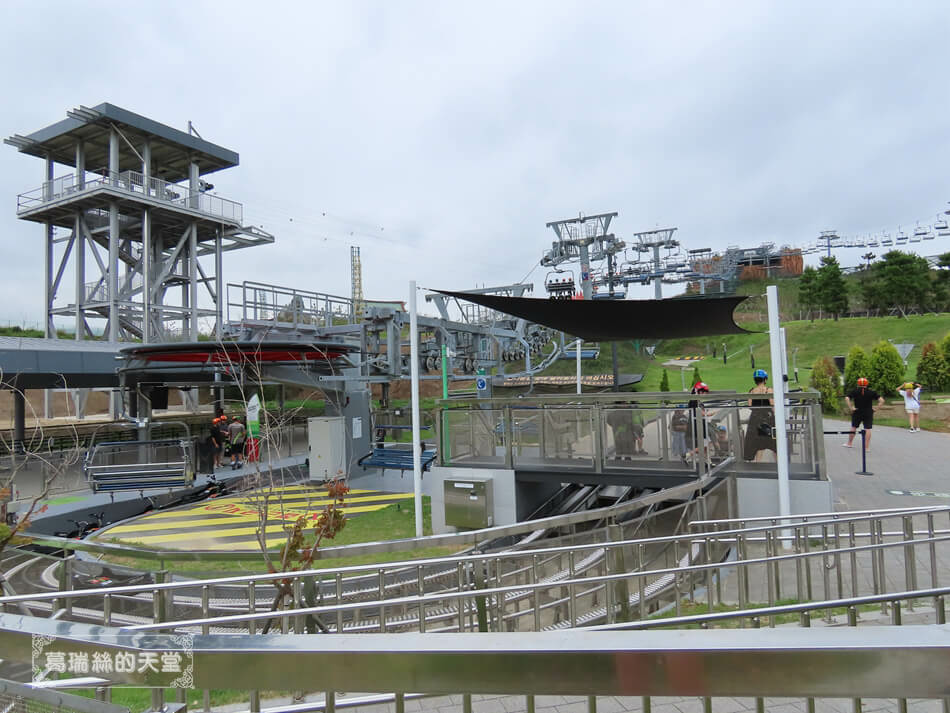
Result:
[822, 418, 950, 511]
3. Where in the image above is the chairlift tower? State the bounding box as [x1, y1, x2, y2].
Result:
[350, 245, 364, 319]
[5, 103, 274, 346]
[818, 230, 840, 259]
[542, 212, 622, 300]
[632, 227, 679, 298]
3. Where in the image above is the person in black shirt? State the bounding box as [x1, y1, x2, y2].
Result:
[843, 377, 885, 451]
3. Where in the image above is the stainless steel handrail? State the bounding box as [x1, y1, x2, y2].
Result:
[116, 532, 950, 633]
[18, 169, 243, 223]
[5, 500, 946, 608]
[588, 586, 950, 631]
[1, 613, 947, 699]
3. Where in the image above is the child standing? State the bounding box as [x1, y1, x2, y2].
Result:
[897, 382, 922, 432]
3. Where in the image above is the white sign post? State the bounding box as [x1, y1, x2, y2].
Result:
[767, 286, 792, 548]
[409, 280, 423, 538]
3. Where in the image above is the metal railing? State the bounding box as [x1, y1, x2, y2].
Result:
[0, 677, 129, 713]
[17, 169, 243, 224]
[439, 392, 825, 478]
[225, 281, 358, 330]
[0, 613, 947, 713]
[83, 439, 195, 492]
[5, 501, 947, 640]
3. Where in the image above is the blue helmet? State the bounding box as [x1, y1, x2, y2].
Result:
[753, 369, 768, 380]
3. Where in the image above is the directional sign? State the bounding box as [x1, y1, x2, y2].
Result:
[893, 343, 915, 364]
[475, 377, 488, 392]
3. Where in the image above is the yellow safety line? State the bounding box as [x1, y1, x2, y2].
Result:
[187, 535, 314, 552]
[105, 504, 392, 545]
[105, 495, 414, 534]
[132, 492, 411, 521]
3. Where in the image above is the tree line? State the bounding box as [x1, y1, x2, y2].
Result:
[810, 335, 950, 413]
[798, 250, 950, 320]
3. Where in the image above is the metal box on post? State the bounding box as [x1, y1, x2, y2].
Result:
[444, 476, 494, 529]
[308, 417, 346, 481]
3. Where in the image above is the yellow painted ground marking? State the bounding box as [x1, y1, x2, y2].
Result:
[106, 504, 392, 545]
[131, 491, 407, 521]
[105, 495, 413, 534]
[185, 535, 320, 551]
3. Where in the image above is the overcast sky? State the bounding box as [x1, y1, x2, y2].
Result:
[2, 1, 950, 329]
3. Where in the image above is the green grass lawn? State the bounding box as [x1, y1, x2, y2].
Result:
[522, 313, 950, 395]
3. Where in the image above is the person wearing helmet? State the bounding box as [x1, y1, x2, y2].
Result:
[896, 381, 922, 432]
[684, 382, 711, 463]
[744, 369, 776, 462]
[844, 377, 884, 450]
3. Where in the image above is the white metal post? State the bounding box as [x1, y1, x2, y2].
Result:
[409, 280, 423, 537]
[766, 286, 792, 531]
[576, 339, 582, 394]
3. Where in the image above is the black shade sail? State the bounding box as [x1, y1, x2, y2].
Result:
[435, 291, 753, 341]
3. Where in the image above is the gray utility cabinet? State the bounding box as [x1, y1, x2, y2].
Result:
[444, 476, 494, 530]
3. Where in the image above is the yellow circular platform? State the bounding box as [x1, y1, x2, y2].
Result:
[94, 484, 413, 551]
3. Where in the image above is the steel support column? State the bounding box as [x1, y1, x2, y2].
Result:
[13, 390, 25, 455]
[109, 128, 119, 184]
[108, 201, 119, 342]
[189, 224, 198, 340]
[188, 161, 200, 340]
[579, 243, 592, 300]
[215, 228, 223, 340]
[74, 211, 84, 340]
[44, 156, 54, 417]
[142, 208, 151, 343]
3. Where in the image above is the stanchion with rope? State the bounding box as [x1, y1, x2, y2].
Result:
[823, 429, 872, 476]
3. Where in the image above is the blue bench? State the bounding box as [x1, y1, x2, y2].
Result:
[358, 446, 437, 474]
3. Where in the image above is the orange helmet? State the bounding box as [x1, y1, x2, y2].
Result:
[857, 377, 869, 387]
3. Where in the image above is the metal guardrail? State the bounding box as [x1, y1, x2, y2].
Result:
[17, 168, 243, 223]
[0, 677, 129, 713]
[3, 506, 949, 712]
[5, 501, 947, 639]
[83, 439, 195, 492]
[225, 281, 358, 331]
[438, 392, 825, 479]
[0, 614, 948, 705]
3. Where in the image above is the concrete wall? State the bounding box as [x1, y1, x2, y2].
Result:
[735, 477, 833, 519]
[350, 466, 517, 534]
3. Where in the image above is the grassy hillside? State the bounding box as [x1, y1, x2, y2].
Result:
[532, 313, 950, 395]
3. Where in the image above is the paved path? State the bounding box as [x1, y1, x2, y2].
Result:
[822, 419, 950, 511]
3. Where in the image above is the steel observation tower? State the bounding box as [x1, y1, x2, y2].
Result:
[5, 103, 274, 345]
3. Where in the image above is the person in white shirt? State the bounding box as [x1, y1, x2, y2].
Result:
[897, 382, 922, 432]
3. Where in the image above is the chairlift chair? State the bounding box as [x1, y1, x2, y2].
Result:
[934, 214, 949, 234]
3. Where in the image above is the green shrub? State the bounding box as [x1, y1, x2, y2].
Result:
[916, 342, 950, 392]
[842, 345, 870, 394]
[868, 340, 905, 396]
[810, 356, 843, 414]
[940, 333, 950, 365]
[659, 369, 670, 392]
